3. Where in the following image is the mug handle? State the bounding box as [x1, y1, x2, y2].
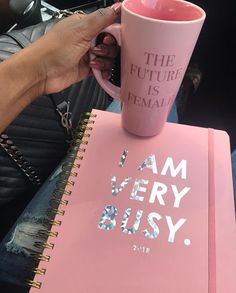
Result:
[90, 23, 121, 100]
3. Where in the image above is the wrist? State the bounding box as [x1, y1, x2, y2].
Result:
[18, 46, 46, 99]
[2, 46, 46, 100]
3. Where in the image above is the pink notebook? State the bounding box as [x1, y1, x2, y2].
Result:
[29, 109, 236, 293]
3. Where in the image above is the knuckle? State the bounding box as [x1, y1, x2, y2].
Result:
[97, 8, 109, 17]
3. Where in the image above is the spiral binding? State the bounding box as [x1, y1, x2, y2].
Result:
[26, 112, 96, 289]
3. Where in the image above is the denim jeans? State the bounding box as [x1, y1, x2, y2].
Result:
[1, 101, 235, 292]
[0, 164, 63, 291]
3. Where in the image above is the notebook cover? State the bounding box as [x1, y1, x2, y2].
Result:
[30, 109, 236, 293]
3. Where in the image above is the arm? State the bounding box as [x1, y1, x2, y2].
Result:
[0, 47, 44, 132]
[0, 3, 121, 133]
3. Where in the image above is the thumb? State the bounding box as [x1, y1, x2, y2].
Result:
[82, 3, 122, 41]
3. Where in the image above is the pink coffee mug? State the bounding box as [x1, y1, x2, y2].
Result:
[90, 0, 206, 136]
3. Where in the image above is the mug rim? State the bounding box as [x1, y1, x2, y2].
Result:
[122, 0, 206, 24]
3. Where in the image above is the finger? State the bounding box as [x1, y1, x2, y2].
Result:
[82, 3, 122, 41]
[102, 70, 112, 80]
[90, 44, 119, 58]
[103, 33, 117, 45]
[95, 32, 117, 46]
[89, 57, 114, 71]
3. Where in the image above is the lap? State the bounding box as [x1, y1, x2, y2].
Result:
[0, 103, 235, 290]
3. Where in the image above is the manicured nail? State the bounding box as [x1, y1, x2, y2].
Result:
[89, 60, 101, 69]
[103, 71, 112, 80]
[92, 47, 104, 53]
[103, 35, 113, 45]
[111, 2, 122, 14]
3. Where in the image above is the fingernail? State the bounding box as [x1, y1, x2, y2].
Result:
[103, 35, 112, 44]
[103, 71, 111, 80]
[89, 60, 101, 69]
[111, 2, 122, 14]
[92, 47, 104, 53]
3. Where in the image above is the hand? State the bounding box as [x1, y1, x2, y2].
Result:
[33, 3, 121, 95]
[90, 32, 120, 80]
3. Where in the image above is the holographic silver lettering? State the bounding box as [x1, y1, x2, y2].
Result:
[121, 208, 143, 235]
[138, 154, 158, 174]
[98, 205, 117, 231]
[143, 212, 162, 239]
[111, 175, 132, 196]
[130, 179, 149, 202]
[119, 150, 128, 167]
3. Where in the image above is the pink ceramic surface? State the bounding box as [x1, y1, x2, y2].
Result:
[91, 0, 205, 136]
[30, 110, 236, 293]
